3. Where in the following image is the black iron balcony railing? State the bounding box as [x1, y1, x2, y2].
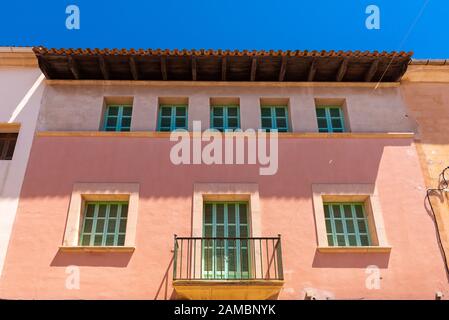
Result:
[173, 235, 284, 281]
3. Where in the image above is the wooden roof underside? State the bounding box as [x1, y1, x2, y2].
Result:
[33, 47, 412, 82]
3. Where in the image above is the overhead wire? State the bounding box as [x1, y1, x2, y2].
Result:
[425, 166, 449, 279]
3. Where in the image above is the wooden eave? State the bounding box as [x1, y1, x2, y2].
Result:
[33, 47, 413, 82]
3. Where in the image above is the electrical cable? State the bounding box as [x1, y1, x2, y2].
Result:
[425, 166, 449, 279]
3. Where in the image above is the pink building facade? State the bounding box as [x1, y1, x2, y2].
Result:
[0, 48, 448, 299]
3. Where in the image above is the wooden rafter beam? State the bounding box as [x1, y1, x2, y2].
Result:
[37, 56, 51, 79]
[307, 60, 316, 81]
[98, 56, 110, 80]
[68, 55, 80, 80]
[160, 56, 167, 80]
[394, 62, 409, 82]
[279, 56, 288, 81]
[250, 57, 257, 81]
[221, 56, 227, 81]
[191, 56, 197, 81]
[336, 58, 349, 82]
[365, 60, 379, 82]
[129, 56, 139, 80]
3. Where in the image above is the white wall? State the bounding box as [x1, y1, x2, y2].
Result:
[0, 66, 44, 277]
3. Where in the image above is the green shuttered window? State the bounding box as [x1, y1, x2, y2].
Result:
[158, 105, 188, 131]
[316, 106, 345, 133]
[211, 106, 240, 131]
[324, 203, 371, 247]
[79, 202, 128, 246]
[203, 202, 250, 279]
[261, 106, 289, 132]
[103, 105, 132, 132]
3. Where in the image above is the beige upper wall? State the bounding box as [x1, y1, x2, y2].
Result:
[38, 82, 415, 133]
[400, 63, 449, 271]
[403, 65, 449, 83]
[0, 47, 37, 67]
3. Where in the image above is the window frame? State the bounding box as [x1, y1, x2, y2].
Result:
[311, 184, 391, 253]
[0, 133, 18, 160]
[210, 105, 241, 131]
[323, 202, 371, 247]
[103, 105, 133, 132]
[260, 105, 289, 132]
[79, 201, 129, 247]
[316, 106, 346, 133]
[158, 104, 188, 132]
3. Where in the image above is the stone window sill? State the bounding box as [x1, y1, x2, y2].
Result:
[317, 246, 392, 253]
[59, 246, 135, 253]
[37, 131, 414, 139]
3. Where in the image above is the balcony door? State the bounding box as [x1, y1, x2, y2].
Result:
[203, 202, 250, 279]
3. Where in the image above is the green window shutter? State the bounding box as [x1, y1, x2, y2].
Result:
[316, 106, 345, 133]
[203, 202, 249, 279]
[103, 105, 133, 132]
[211, 106, 240, 131]
[323, 202, 371, 247]
[261, 106, 289, 132]
[158, 105, 188, 131]
[79, 202, 128, 246]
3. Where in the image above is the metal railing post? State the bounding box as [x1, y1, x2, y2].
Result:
[173, 234, 178, 280]
[276, 234, 284, 280]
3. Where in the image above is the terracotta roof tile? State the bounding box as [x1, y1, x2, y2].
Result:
[32, 46, 412, 59]
[32, 46, 412, 82]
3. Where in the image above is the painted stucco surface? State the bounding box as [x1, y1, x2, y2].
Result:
[0, 66, 43, 277]
[37, 83, 414, 133]
[0, 135, 447, 299]
[401, 66, 449, 271]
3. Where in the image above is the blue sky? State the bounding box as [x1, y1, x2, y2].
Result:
[0, 0, 447, 58]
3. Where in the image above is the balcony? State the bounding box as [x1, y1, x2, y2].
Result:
[172, 236, 284, 300]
